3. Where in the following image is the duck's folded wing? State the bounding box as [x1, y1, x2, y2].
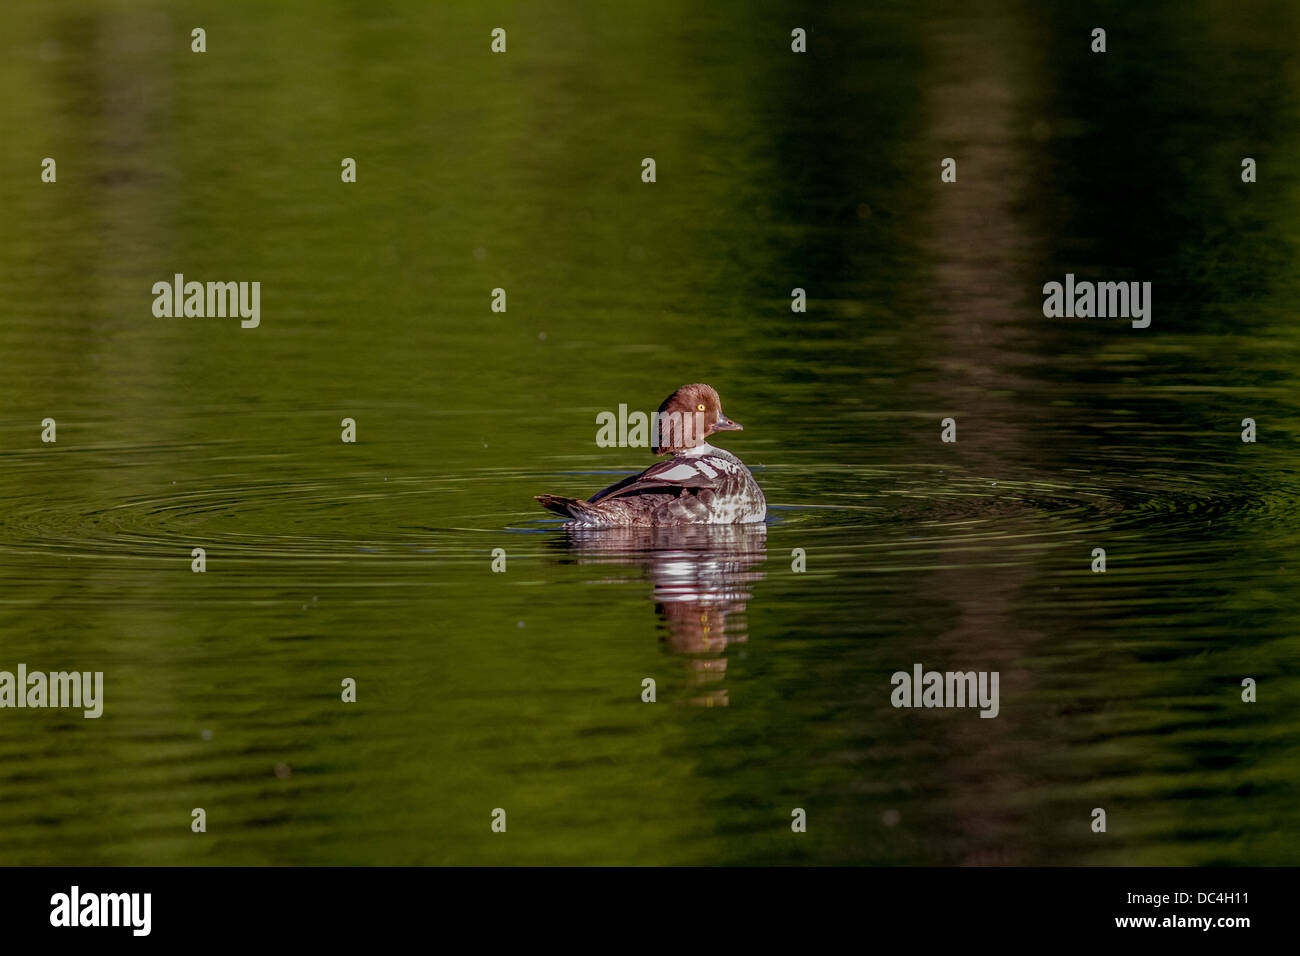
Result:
[590, 458, 718, 502]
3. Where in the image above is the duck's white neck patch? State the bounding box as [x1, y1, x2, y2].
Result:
[680, 443, 717, 458]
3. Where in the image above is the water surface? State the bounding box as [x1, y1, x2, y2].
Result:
[1, 0, 1298, 865]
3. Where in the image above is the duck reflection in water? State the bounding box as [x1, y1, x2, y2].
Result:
[551, 524, 768, 706]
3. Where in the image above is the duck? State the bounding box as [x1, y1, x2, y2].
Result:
[535, 384, 767, 528]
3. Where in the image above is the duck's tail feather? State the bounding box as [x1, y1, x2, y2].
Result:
[535, 494, 605, 523]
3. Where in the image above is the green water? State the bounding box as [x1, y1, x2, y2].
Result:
[1, 0, 1298, 865]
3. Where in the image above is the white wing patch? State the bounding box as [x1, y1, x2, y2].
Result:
[695, 461, 718, 478]
[658, 464, 702, 482]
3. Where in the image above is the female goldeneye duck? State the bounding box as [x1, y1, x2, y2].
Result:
[536, 383, 767, 528]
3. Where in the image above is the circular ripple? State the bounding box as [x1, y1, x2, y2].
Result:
[0, 458, 1291, 567]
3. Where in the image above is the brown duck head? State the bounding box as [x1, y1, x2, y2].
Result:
[652, 383, 743, 455]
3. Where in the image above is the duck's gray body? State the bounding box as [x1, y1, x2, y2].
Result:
[536, 444, 766, 529]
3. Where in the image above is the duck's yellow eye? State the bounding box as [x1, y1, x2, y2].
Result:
[697, 403, 706, 412]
